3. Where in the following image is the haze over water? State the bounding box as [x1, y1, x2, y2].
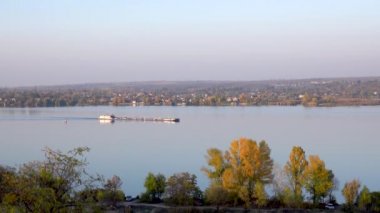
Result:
[0, 106, 379, 201]
[1, 0, 380, 86]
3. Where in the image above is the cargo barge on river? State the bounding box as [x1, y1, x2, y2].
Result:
[98, 115, 180, 123]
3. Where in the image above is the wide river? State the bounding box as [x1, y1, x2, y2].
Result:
[0, 106, 379, 201]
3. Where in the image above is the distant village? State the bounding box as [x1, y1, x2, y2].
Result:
[1, 77, 380, 108]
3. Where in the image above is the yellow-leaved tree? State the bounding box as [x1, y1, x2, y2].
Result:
[342, 179, 361, 209]
[284, 146, 308, 206]
[201, 148, 226, 185]
[304, 155, 334, 205]
[218, 138, 273, 207]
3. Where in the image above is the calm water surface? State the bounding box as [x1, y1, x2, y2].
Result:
[0, 106, 379, 200]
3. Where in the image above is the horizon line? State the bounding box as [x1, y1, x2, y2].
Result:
[2, 75, 380, 89]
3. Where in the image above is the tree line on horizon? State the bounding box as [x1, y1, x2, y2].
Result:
[1, 78, 380, 108]
[0, 138, 379, 212]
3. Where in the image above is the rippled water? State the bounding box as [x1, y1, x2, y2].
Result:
[1, 106, 379, 201]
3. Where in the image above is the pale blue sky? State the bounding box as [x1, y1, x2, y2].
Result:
[1, 0, 380, 86]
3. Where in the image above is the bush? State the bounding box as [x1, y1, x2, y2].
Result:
[204, 184, 231, 206]
[98, 190, 125, 203]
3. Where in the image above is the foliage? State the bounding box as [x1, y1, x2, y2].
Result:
[99, 175, 125, 206]
[225, 139, 273, 207]
[358, 185, 371, 211]
[142, 172, 166, 202]
[258, 141, 274, 184]
[370, 191, 380, 212]
[284, 146, 308, 206]
[76, 188, 103, 203]
[204, 184, 231, 207]
[282, 187, 298, 208]
[0, 165, 16, 202]
[201, 148, 226, 185]
[342, 179, 361, 209]
[254, 182, 268, 207]
[2, 139, 377, 210]
[139, 192, 151, 203]
[164, 172, 202, 206]
[0, 147, 102, 212]
[303, 155, 334, 205]
[203, 138, 274, 208]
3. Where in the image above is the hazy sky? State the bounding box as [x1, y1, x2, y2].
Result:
[1, 0, 380, 86]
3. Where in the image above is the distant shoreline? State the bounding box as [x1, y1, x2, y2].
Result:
[1, 77, 379, 108]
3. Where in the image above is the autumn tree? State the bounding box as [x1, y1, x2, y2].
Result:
[284, 146, 308, 206]
[202, 148, 226, 185]
[342, 179, 361, 209]
[202, 148, 233, 207]
[221, 138, 273, 207]
[304, 155, 334, 205]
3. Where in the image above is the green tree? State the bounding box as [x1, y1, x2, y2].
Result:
[2, 147, 101, 212]
[370, 191, 380, 212]
[284, 146, 308, 206]
[358, 185, 371, 211]
[164, 172, 202, 205]
[342, 179, 361, 210]
[304, 155, 334, 206]
[0, 166, 15, 202]
[142, 172, 166, 202]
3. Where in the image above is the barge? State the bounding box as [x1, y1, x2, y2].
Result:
[98, 115, 180, 123]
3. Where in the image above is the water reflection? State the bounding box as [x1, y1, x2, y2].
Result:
[99, 119, 115, 124]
